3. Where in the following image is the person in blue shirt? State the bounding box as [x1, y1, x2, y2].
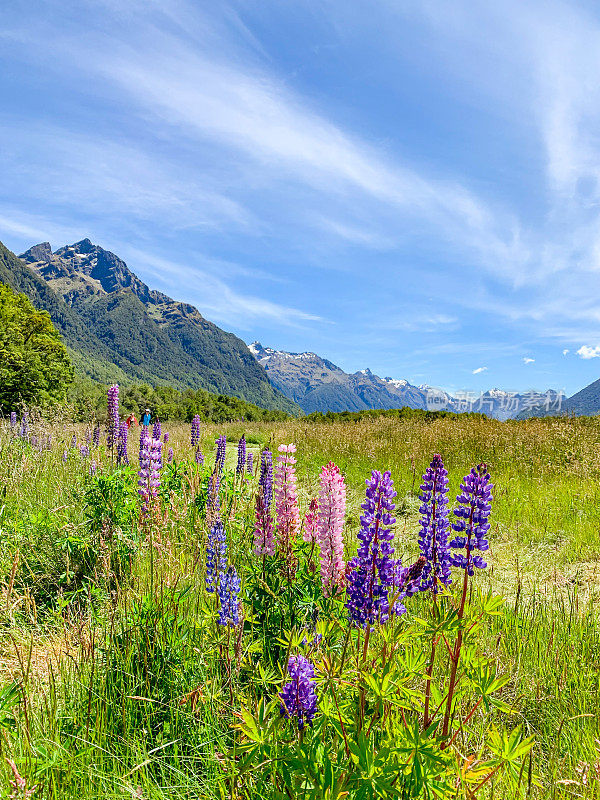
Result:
[142, 408, 151, 427]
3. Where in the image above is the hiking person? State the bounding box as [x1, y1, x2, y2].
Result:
[142, 408, 151, 428]
[126, 413, 138, 428]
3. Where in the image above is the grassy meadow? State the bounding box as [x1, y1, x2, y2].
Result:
[0, 412, 599, 798]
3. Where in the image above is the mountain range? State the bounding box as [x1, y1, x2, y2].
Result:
[248, 342, 565, 420]
[0, 236, 596, 419]
[0, 239, 298, 413]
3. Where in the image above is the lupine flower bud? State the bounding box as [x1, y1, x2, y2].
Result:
[346, 469, 397, 627]
[275, 444, 300, 557]
[253, 492, 275, 556]
[450, 463, 493, 574]
[217, 566, 241, 626]
[303, 497, 318, 544]
[418, 455, 452, 592]
[191, 414, 201, 447]
[19, 413, 29, 440]
[236, 435, 246, 475]
[279, 655, 318, 730]
[315, 462, 346, 595]
[390, 555, 426, 615]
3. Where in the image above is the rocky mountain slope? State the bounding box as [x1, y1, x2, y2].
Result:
[249, 342, 559, 419]
[0, 239, 298, 413]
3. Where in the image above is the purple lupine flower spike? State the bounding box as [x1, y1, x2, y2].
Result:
[10, 412, 17, 429]
[163, 432, 169, 443]
[19, 413, 29, 439]
[80, 445, 89, 459]
[418, 454, 452, 593]
[450, 463, 493, 574]
[259, 450, 273, 511]
[279, 655, 318, 730]
[346, 469, 397, 627]
[246, 452, 253, 475]
[117, 420, 129, 466]
[217, 566, 241, 626]
[89, 460, 97, 476]
[206, 520, 228, 593]
[236, 435, 246, 476]
[191, 415, 201, 447]
[93, 425, 100, 448]
[195, 446, 204, 465]
[138, 437, 162, 515]
[215, 435, 226, 472]
[152, 420, 161, 441]
[168, 447, 174, 463]
[107, 385, 119, 449]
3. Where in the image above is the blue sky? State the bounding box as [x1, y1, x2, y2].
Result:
[1, 0, 600, 396]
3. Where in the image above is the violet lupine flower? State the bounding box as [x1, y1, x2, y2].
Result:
[253, 492, 275, 556]
[275, 444, 301, 553]
[168, 447, 174, 463]
[389, 555, 427, 616]
[107, 385, 119, 449]
[19, 413, 29, 439]
[236, 435, 246, 475]
[316, 462, 346, 596]
[418, 455, 452, 593]
[89, 460, 97, 476]
[346, 470, 397, 627]
[10, 412, 17, 429]
[152, 420, 161, 441]
[450, 463, 493, 574]
[279, 655, 318, 730]
[138, 437, 162, 514]
[195, 446, 204, 465]
[117, 421, 129, 466]
[260, 450, 273, 511]
[139, 426, 149, 467]
[62, 450, 68, 462]
[215, 435, 226, 472]
[31, 435, 39, 450]
[246, 452, 253, 475]
[206, 520, 228, 592]
[80, 445, 89, 459]
[303, 497, 318, 544]
[93, 426, 100, 448]
[217, 566, 241, 626]
[163, 432, 169, 444]
[191, 414, 201, 447]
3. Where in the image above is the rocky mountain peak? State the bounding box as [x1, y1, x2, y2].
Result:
[20, 242, 52, 263]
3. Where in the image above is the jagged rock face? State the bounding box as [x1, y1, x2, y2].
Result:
[248, 341, 559, 419]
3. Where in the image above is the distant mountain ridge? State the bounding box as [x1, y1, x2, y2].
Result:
[248, 341, 560, 419]
[0, 238, 298, 413]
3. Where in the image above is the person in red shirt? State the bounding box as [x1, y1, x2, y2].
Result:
[126, 414, 138, 428]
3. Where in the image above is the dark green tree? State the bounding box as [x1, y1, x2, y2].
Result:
[0, 283, 74, 410]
